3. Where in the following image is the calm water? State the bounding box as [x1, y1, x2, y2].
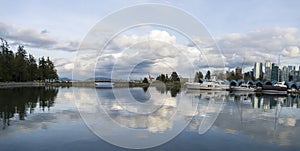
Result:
[0, 86, 300, 151]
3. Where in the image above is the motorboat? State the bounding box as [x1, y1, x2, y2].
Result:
[262, 81, 287, 94]
[231, 83, 256, 92]
[185, 79, 229, 91]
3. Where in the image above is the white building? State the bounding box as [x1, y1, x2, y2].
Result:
[254, 62, 263, 80]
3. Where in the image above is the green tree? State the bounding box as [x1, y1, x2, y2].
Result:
[38, 57, 58, 81]
[156, 74, 166, 82]
[0, 38, 15, 81]
[142, 77, 149, 83]
[28, 54, 39, 81]
[194, 71, 203, 82]
[170, 71, 180, 82]
[205, 70, 211, 80]
[243, 72, 252, 81]
[38, 57, 47, 80]
[0, 38, 57, 82]
[226, 70, 236, 81]
[45, 57, 58, 81]
[14, 45, 29, 81]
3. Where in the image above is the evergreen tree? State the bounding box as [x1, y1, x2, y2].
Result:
[142, 77, 149, 83]
[28, 55, 39, 81]
[38, 57, 47, 80]
[14, 45, 29, 81]
[45, 57, 58, 81]
[205, 70, 211, 80]
[156, 74, 166, 82]
[170, 71, 180, 82]
[194, 71, 203, 82]
[0, 38, 14, 81]
[0, 37, 59, 82]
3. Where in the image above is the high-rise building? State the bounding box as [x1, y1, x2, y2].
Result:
[279, 69, 282, 82]
[289, 66, 296, 82]
[254, 62, 263, 80]
[271, 63, 279, 81]
[264, 60, 272, 81]
[282, 66, 289, 82]
[298, 66, 300, 81]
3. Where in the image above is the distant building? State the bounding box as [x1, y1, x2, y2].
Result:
[264, 60, 272, 81]
[289, 66, 296, 82]
[288, 66, 293, 71]
[235, 67, 242, 80]
[254, 62, 263, 80]
[278, 69, 282, 82]
[298, 66, 300, 81]
[282, 66, 289, 82]
[271, 63, 279, 81]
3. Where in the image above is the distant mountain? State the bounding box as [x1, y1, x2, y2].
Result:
[59, 77, 72, 81]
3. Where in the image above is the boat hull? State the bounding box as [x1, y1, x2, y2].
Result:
[231, 86, 256, 92]
[262, 85, 287, 94]
[185, 82, 229, 91]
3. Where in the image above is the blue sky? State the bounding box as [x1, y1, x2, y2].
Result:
[1, 0, 300, 79]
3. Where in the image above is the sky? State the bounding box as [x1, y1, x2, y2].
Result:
[1, 0, 300, 80]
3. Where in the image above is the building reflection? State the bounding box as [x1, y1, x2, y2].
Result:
[0, 87, 59, 129]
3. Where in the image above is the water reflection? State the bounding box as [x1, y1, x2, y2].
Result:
[0, 87, 59, 129]
[214, 91, 300, 146]
[154, 85, 181, 97]
[97, 87, 189, 132]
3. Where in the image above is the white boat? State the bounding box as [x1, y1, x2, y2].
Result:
[95, 82, 114, 88]
[185, 80, 229, 91]
[262, 81, 287, 94]
[231, 83, 256, 92]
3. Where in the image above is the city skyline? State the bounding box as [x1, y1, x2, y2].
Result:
[233, 60, 300, 82]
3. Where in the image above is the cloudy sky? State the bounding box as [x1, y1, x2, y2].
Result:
[1, 0, 300, 80]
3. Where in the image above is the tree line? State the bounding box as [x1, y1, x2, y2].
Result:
[0, 38, 58, 82]
[156, 71, 180, 83]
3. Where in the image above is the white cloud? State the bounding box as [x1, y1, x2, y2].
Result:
[217, 27, 300, 68]
[0, 22, 79, 52]
[282, 46, 300, 57]
[53, 58, 74, 78]
[92, 30, 208, 79]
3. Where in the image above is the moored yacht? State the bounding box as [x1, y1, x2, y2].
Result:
[185, 79, 229, 91]
[231, 83, 256, 92]
[262, 81, 287, 94]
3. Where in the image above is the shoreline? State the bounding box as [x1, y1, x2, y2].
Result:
[2, 82, 299, 94]
[0, 82, 72, 88]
